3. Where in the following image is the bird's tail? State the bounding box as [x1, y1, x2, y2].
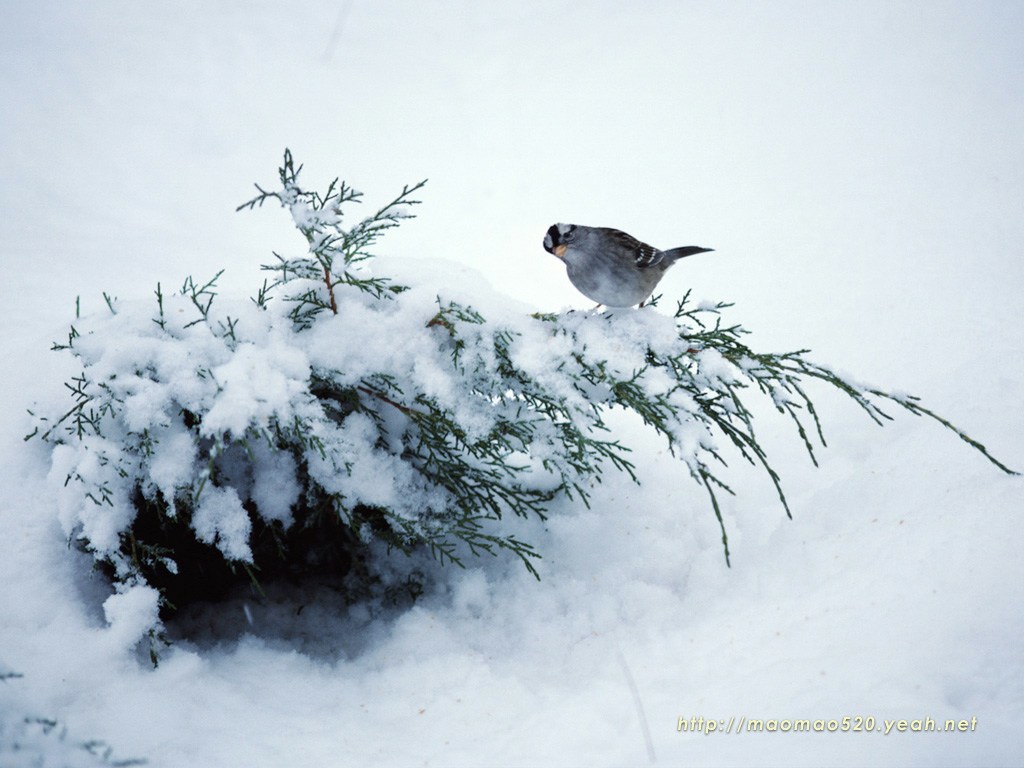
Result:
[663, 246, 714, 262]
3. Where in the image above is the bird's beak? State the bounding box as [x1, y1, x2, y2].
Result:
[553, 244, 567, 259]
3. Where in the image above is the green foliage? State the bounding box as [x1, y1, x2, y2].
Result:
[237, 149, 423, 324]
[28, 150, 1016, 648]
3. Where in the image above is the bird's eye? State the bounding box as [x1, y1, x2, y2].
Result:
[562, 225, 576, 241]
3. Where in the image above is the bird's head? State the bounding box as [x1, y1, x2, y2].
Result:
[543, 223, 577, 259]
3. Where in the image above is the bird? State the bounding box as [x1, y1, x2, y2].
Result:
[543, 223, 713, 308]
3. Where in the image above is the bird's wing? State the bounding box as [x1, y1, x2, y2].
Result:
[634, 242, 665, 269]
[599, 227, 665, 269]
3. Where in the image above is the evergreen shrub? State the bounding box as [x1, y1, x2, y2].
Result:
[28, 151, 1016, 652]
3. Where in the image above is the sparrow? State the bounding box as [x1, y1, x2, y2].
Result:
[543, 223, 713, 308]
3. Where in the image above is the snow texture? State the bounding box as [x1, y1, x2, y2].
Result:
[102, 585, 162, 653]
[191, 486, 253, 563]
[2, 3, 1023, 767]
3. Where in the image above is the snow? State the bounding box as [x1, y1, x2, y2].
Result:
[2, 3, 1023, 767]
[147, 422, 198, 512]
[102, 586, 162, 654]
[192, 486, 253, 563]
[249, 441, 300, 527]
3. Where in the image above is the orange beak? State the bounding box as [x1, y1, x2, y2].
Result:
[553, 244, 567, 258]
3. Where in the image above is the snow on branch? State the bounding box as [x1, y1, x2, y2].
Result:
[27, 151, 1017, 655]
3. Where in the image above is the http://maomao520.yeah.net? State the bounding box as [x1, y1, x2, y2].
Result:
[676, 715, 978, 736]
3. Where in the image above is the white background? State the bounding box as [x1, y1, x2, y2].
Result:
[2, 3, 1022, 766]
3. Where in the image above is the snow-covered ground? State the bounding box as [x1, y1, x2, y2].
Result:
[2, 3, 1022, 766]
